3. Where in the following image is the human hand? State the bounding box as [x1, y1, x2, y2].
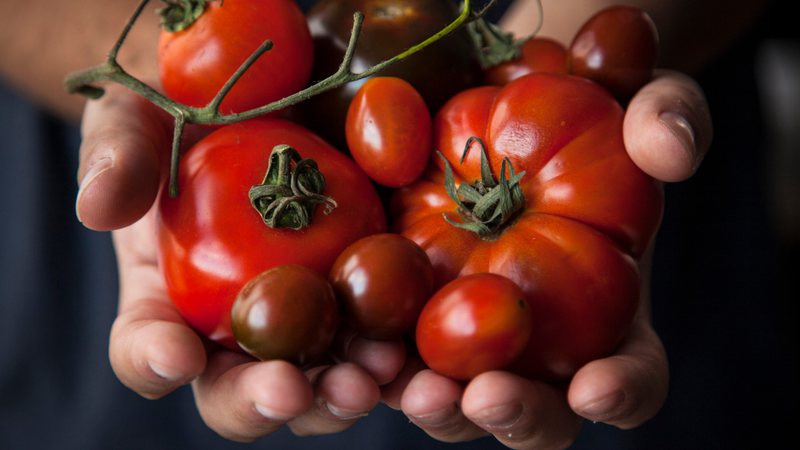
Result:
[385, 71, 712, 449]
[75, 85, 407, 442]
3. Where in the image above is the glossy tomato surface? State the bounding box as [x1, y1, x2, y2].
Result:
[416, 273, 532, 381]
[232, 265, 339, 366]
[293, 0, 482, 148]
[568, 5, 658, 102]
[158, 0, 313, 114]
[484, 37, 568, 85]
[158, 118, 386, 350]
[346, 77, 432, 187]
[329, 233, 433, 339]
[392, 73, 663, 380]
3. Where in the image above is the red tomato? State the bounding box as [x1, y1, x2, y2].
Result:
[484, 37, 568, 85]
[415, 273, 532, 381]
[329, 233, 434, 339]
[392, 73, 663, 380]
[158, 118, 386, 350]
[346, 77, 432, 188]
[158, 0, 313, 114]
[232, 265, 339, 366]
[568, 5, 658, 102]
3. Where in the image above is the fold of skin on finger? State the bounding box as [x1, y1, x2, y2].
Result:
[289, 362, 381, 436]
[192, 352, 314, 442]
[76, 84, 171, 231]
[330, 329, 407, 386]
[462, 372, 582, 450]
[623, 70, 713, 182]
[381, 355, 428, 410]
[567, 248, 669, 429]
[401, 369, 487, 443]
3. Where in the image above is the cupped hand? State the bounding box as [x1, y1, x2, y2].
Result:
[75, 85, 406, 442]
[387, 71, 712, 449]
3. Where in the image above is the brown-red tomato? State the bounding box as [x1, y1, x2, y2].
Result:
[346, 77, 432, 188]
[158, 0, 313, 114]
[158, 118, 386, 350]
[232, 265, 339, 366]
[329, 233, 434, 340]
[415, 273, 532, 381]
[392, 73, 663, 380]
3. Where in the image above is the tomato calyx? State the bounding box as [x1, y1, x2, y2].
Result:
[466, 1, 542, 69]
[158, 0, 213, 32]
[249, 144, 337, 230]
[440, 137, 526, 238]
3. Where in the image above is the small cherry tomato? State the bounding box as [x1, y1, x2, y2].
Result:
[330, 233, 434, 340]
[484, 37, 568, 85]
[415, 273, 532, 381]
[232, 265, 339, 366]
[346, 77, 433, 188]
[568, 5, 658, 102]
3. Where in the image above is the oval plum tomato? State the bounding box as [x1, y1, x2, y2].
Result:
[158, 0, 313, 114]
[293, 0, 482, 148]
[392, 73, 664, 380]
[157, 118, 386, 350]
[346, 77, 432, 188]
[484, 37, 568, 86]
[232, 265, 339, 366]
[415, 273, 532, 381]
[568, 5, 658, 102]
[329, 233, 434, 340]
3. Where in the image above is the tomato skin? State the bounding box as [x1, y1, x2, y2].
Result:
[568, 5, 658, 102]
[158, 0, 313, 114]
[293, 0, 482, 148]
[393, 73, 663, 380]
[329, 233, 433, 340]
[484, 37, 568, 85]
[232, 265, 339, 366]
[415, 273, 532, 381]
[158, 118, 386, 350]
[346, 77, 432, 188]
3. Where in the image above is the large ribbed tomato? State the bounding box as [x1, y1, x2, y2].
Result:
[392, 73, 663, 381]
[158, 118, 386, 350]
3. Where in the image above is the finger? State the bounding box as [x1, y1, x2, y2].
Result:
[462, 372, 582, 450]
[193, 352, 315, 442]
[381, 355, 428, 409]
[76, 84, 170, 231]
[624, 71, 713, 182]
[567, 319, 669, 429]
[289, 362, 381, 436]
[401, 369, 487, 442]
[332, 329, 407, 385]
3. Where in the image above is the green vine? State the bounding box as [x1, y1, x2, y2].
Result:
[64, 0, 490, 197]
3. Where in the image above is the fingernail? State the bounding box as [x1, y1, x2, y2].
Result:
[324, 402, 369, 421]
[659, 111, 697, 165]
[577, 391, 626, 419]
[408, 403, 457, 427]
[148, 361, 183, 382]
[76, 156, 113, 223]
[472, 402, 523, 431]
[254, 403, 293, 422]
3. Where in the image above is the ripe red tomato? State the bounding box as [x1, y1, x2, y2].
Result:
[158, 0, 313, 114]
[415, 273, 532, 381]
[329, 233, 434, 340]
[232, 265, 339, 366]
[568, 5, 659, 102]
[158, 118, 386, 350]
[484, 37, 568, 85]
[392, 73, 663, 380]
[346, 77, 432, 188]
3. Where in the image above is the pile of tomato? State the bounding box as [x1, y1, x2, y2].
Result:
[156, 0, 663, 383]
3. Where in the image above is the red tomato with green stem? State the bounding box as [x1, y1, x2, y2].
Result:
[158, 118, 386, 350]
[484, 37, 568, 85]
[346, 77, 432, 188]
[392, 73, 663, 381]
[416, 273, 533, 381]
[158, 0, 313, 114]
[329, 233, 434, 340]
[232, 265, 340, 366]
